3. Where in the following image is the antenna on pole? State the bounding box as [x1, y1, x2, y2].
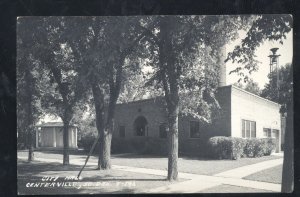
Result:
[268, 48, 280, 73]
[268, 48, 281, 100]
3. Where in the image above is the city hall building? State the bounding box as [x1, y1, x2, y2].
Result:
[111, 49, 282, 156]
[111, 86, 282, 156]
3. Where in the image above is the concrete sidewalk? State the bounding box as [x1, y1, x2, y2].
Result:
[18, 156, 282, 193]
[214, 158, 283, 178]
[112, 164, 281, 193]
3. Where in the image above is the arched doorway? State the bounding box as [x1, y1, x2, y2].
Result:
[134, 116, 148, 136]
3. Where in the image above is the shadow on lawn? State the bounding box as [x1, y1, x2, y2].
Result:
[17, 160, 166, 195]
[18, 160, 83, 174]
[23, 150, 215, 160]
[18, 160, 166, 182]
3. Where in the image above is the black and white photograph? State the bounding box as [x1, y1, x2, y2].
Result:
[16, 15, 293, 194]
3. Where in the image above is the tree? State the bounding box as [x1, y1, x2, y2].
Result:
[233, 78, 261, 95]
[141, 15, 252, 181]
[225, 15, 293, 192]
[261, 63, 292, 114]
[17, 18, 47, 161]
[25, 17, 89, 165]
[61, 16, 154, 169]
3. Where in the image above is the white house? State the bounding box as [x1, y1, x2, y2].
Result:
[35, 122, 78, 149]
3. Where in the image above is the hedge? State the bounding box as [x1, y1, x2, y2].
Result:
[244, 138, 264, 157]
[243, 138, 276, 157]
[208, 136, 276, 160]
[262, 138, 276, 156]
[208, 136, 246, 160]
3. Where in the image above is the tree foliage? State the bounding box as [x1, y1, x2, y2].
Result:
[226, 15, 292, 81]
[261, 63, 292, 114]
[233, 78, 261, 95]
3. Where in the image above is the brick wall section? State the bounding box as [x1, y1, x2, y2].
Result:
[178, 115, 210, 156]
[112, 97, 169, 154]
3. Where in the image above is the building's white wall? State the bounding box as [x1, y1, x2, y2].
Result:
[55, 128, 63, 147]
[231, 87, 281, 141]
[40, 126, 77, 148]
[41, 127, 55, 147]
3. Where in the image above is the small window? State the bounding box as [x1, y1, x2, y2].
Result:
[241, 119, 256, 138]
[242, 120, 245, 138]
[250, 122, 256, 138]
[263, 128, 270, 137]
[190, 121, 200, 138]
[159, 124, 167, 138]
[246, 121, 250, 138]
[119, 126, 125, 138]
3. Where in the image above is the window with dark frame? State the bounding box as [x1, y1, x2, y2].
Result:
[241, 119, 256, 138]
[263, 128, 271, 137]
[190, 121, 200, 138]
[250, 121, 256, 138]
[119, 126, 125, 137]
[159, 123, 167, 138]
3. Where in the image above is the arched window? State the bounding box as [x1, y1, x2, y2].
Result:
[134, 116, 148, 136]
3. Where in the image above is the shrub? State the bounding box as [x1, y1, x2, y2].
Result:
[79, 131, 98, 153]
[244, 138, 276, 157]
[231, 137, 247, 159]
[244, 138, 262, 157]
[262, 138, 276, 156]
[208, 136, 246, 160]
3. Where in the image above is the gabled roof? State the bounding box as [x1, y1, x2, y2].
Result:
[36, 122, 77, 128]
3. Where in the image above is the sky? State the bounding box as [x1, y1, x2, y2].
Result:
[225, 30, 293, 89]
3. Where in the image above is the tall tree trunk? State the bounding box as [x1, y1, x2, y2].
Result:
[167, 103, 179, 181]
[281, 98, 293, 192]
[63, 119, 70, 165]
[97, 60, 123, 170]
[27, 126, 34, 161]
[25, 69, 35, 162]
[98, 99, 116, 170]
[158, 16, 180, 181]
[91, 83, 105, 169]
[99, 131, 112, 169]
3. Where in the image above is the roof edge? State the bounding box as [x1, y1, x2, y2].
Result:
[226, 85, 281, 107]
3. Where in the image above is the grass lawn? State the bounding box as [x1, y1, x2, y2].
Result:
[199, 184, 273, 193]
[18, 159, 187, 195]
[243, 164, 283, 184]
[18, 150, 282, 176]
